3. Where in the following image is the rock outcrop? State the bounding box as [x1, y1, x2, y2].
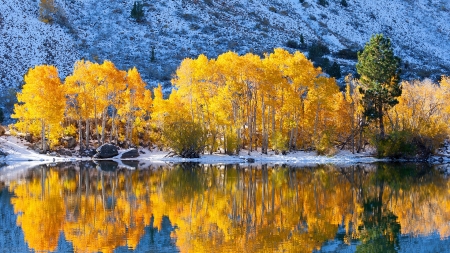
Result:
[121, 148, 139, 159]
[94, 143, 119, 159]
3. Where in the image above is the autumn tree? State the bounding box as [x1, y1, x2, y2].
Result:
[118, 67, 153, 147]
[65, 60, 101, 150]
[384, 79, 450, 157]
[12, 65, 66, 151]
[356, 34, 401, 138]
[39, 0, 57, 23]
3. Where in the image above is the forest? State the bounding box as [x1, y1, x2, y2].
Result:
[9, 35, 450, 158]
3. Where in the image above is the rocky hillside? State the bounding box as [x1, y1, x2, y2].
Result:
[1, 0, 449, 96]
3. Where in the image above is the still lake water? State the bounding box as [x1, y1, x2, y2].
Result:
[1, 161, 450, 253]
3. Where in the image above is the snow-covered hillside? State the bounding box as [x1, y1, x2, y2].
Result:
[1, 0, 449, 94]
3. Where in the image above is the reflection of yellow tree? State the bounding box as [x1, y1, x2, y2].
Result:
[10, 169, 65, 252]
[146, 165, 358, 252]
[8, 164, 450, 253]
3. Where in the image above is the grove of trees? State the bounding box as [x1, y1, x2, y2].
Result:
[10, 35, 450, 158]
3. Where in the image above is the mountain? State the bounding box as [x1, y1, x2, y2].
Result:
[1, 0, 449, 96]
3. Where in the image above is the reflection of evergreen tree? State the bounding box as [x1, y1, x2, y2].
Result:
[357, 199, 400, 252]
[356, 164, 402, 253]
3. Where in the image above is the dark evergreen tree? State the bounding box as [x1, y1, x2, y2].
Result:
[327, 62, 341, 79]
[131, 1, 144, 22]
[0, 107, 4, 124]
[340, 0, 348, 7]
[151, 46, 156, 62]
[300, 34, 305, 48]
[356, 34, 401, 138]
[318, 0, 328, 7]
[308, 42, 330, 61]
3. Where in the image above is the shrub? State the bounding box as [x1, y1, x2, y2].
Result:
[224, 130, 238, 155]
[373, 130, 416, 159]
[63, 124, 77, 137]
[334, 48, 358, 60]
[314, 57, 330, 69]
[271, 132, 289, 155]
[204, 0, 213, 6]
[318, 0, 329, 7]
[316, 131, 337, 156]
[39, 0, 56, 23]
[286, 40, 300, 49]
[163, 121, 206, 158]
[327, 62, 342, 79]
[308, 42, 330, 61]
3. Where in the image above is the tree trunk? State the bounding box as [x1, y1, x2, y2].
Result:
[85, 119, 90, 149]
[95, 104, 99, 145]
[78, 119, 83, 150]
[111, 109, 116, 143]
[101, 109, 106, 144]
[378, 103, 385, 138]
[41, 119, 46, 152]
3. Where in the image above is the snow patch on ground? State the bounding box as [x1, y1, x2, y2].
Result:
[1, 134, 382, 166]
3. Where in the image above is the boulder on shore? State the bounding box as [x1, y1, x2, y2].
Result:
[62, 137, 77, 149]
[95, 143, 119, 158]
[0, 126, 5, 136]
[81, 148, 97, 157]
[57, 148, 72, 157]
[121, 148, 140, 159]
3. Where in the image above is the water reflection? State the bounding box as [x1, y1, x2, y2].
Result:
[2, 162, 450, 252]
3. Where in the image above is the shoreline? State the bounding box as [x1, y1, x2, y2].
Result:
[2, 135, 450, 167]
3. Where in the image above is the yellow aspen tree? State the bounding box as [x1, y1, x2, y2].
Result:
[95, 61, 126, 144]
[65, 60, 98, 149]
[304, 76, 340, 153]
[12, 65, 65, 151]
[119, 67, 151, 147]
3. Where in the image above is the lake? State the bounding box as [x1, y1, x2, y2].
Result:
[0, 161, 450, 252]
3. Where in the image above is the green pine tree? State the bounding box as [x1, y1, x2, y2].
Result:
[131, 1, 144, 22]
[300, 34, 305, 48]
[318, 0, 328, 7]
[356, 34, 401, 138]
[327, 62, 341, 79]
[151, 46, 156, 62]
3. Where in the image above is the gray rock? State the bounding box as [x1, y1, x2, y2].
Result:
[246, 158, 255, 163]
[58, 148, 72, 157]
[121, 148, 140, 159]
[34, 141, 49, 152]
[62, 137, 77, 149]
[96, 160, 119, 171]
[95, 143, 119, 158]
[81, 148, 97, 157]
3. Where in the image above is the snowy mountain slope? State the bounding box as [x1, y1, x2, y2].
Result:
[0, 0, 79, 90]
[1, 0, 449, 95]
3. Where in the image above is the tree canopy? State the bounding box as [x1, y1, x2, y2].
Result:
[356, 34, 401, 138]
